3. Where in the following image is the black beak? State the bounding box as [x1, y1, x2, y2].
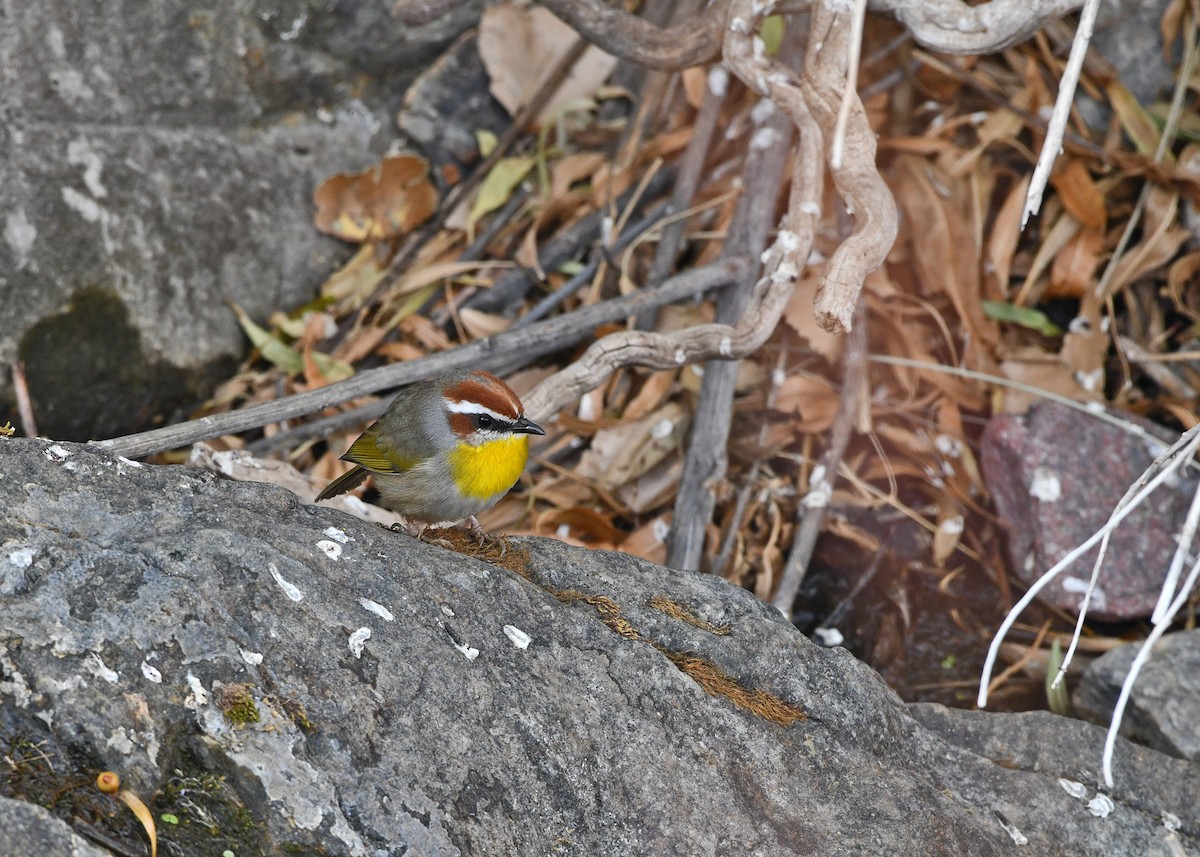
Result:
[512, 415, 546, 436]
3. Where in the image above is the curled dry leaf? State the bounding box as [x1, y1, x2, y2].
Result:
[314, 154, 438, 244]
[478, 0, 617, 126]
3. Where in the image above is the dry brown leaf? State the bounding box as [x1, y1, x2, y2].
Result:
[459, 307, 511, 338]
[1047, 227, 1104, 299]
[622, 370, 677, 422]
[772, 373, 840, 432]
[998, 349, 1095, 414]
[1049, 159, 1106, 231]
[478, 0, 617, 126]
[543, 507, 624, 544]
[551, 153, 607, 199]
[783, 269, 844, 362]
[892, 155, 997, 361]
[1014, 210, 1080, 305]
[392, 260, 513, 298]
[985, 174, 1031, 297]
[681, 66, 708, 109]
[313, 154, 438, 244]
[623, 515, 670, 564]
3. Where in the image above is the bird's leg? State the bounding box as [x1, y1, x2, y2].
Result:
[465, 516, 509, 558]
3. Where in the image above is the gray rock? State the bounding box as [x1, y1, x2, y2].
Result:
[981, 403, 1194, 620]
[0, 797, 111, 857]
[1, 437, 1197, 855]
[1074, 630, 1200, 762]
[0, 0, 482, 440]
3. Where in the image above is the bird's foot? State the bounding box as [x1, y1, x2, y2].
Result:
[465, 516, 510, 558]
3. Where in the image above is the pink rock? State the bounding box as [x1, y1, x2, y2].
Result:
[981, 404, 1194, 621]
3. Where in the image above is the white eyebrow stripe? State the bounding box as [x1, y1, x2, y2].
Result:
[444, 399, 511, 420]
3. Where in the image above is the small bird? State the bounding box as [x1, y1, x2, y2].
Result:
[315, 370, 545, 529]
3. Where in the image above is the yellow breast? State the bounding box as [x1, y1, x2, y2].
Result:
[447, 435, 530, 501]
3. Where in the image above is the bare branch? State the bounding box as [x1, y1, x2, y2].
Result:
[533, 0, 730, 70]
[96, 261, 745, 459]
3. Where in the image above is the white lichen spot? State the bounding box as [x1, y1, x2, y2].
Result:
[359, 598, 395, 622]
[1058, 778, 1088, 799]
[348, 627, 371, 659]
[729, 16, 749, 34]
[750, 96, 776, 124]
[777, 229, 800, 252]
[454, 641, 480, 661]
[185, 673, 210, 708]
[1075, 368, 1104, 393]
[503, 625, 532, 650]
[7, 547, 35, 568]
[317, 539, 342, 561]
[322, 526, 351, 544]
[67, 138, 108, 198]
[44, 444, 71, 461]
[674, 348, 687, 365]
[1162, 812, 1182, 832]
[801, 477, 831, 510]
[651, 418, 674, 440]
[939, 516, 964, 537]
[140, 661, 162, 684]
[719, 337, 732, 358]
[106, 726, 134, 755]
[269, 563, 304, 602]
[1062, 576, 1107, 611]
[240, 648, 264, 666]
[813, 627, 844, 647]
[997, 815, 1028, 846]
[799, 201, 821, 216]
[1029, 468, 1061, 503]
[750, 126, 778, 151]
[440, 604, 456, 618]
[771, 261, 798, 283]
[752, 36, 767, 60]
[86, 653, 119, 683]
[934, 434, 962, 458]
[279, 10, 307, 40]
[707, 66, 728, 97]
[1088, 794, 1115, 818]
[61, 186, 103, 222]
[4, 209, 37, 268]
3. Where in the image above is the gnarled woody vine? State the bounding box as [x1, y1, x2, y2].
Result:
[519, 0, 1085, 417]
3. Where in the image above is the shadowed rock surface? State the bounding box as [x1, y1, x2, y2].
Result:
[1, 438, 1197, 855]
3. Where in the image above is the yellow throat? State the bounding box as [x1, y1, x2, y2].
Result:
[448, 435, 530, 501]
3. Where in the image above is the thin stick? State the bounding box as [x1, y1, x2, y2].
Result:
[773, 302, 868, 616]
[94, 260, 746, 459]
[12, 362, 38, 438]
[1021, 0, 1100, 228]
[830, 0, 868, 170]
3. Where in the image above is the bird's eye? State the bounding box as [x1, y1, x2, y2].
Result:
[476, 414, 494, 429]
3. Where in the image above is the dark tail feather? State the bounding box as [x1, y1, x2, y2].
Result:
[314, 465, 369, 502]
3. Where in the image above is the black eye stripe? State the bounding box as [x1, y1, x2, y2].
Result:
[472, 413, 509, 431]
